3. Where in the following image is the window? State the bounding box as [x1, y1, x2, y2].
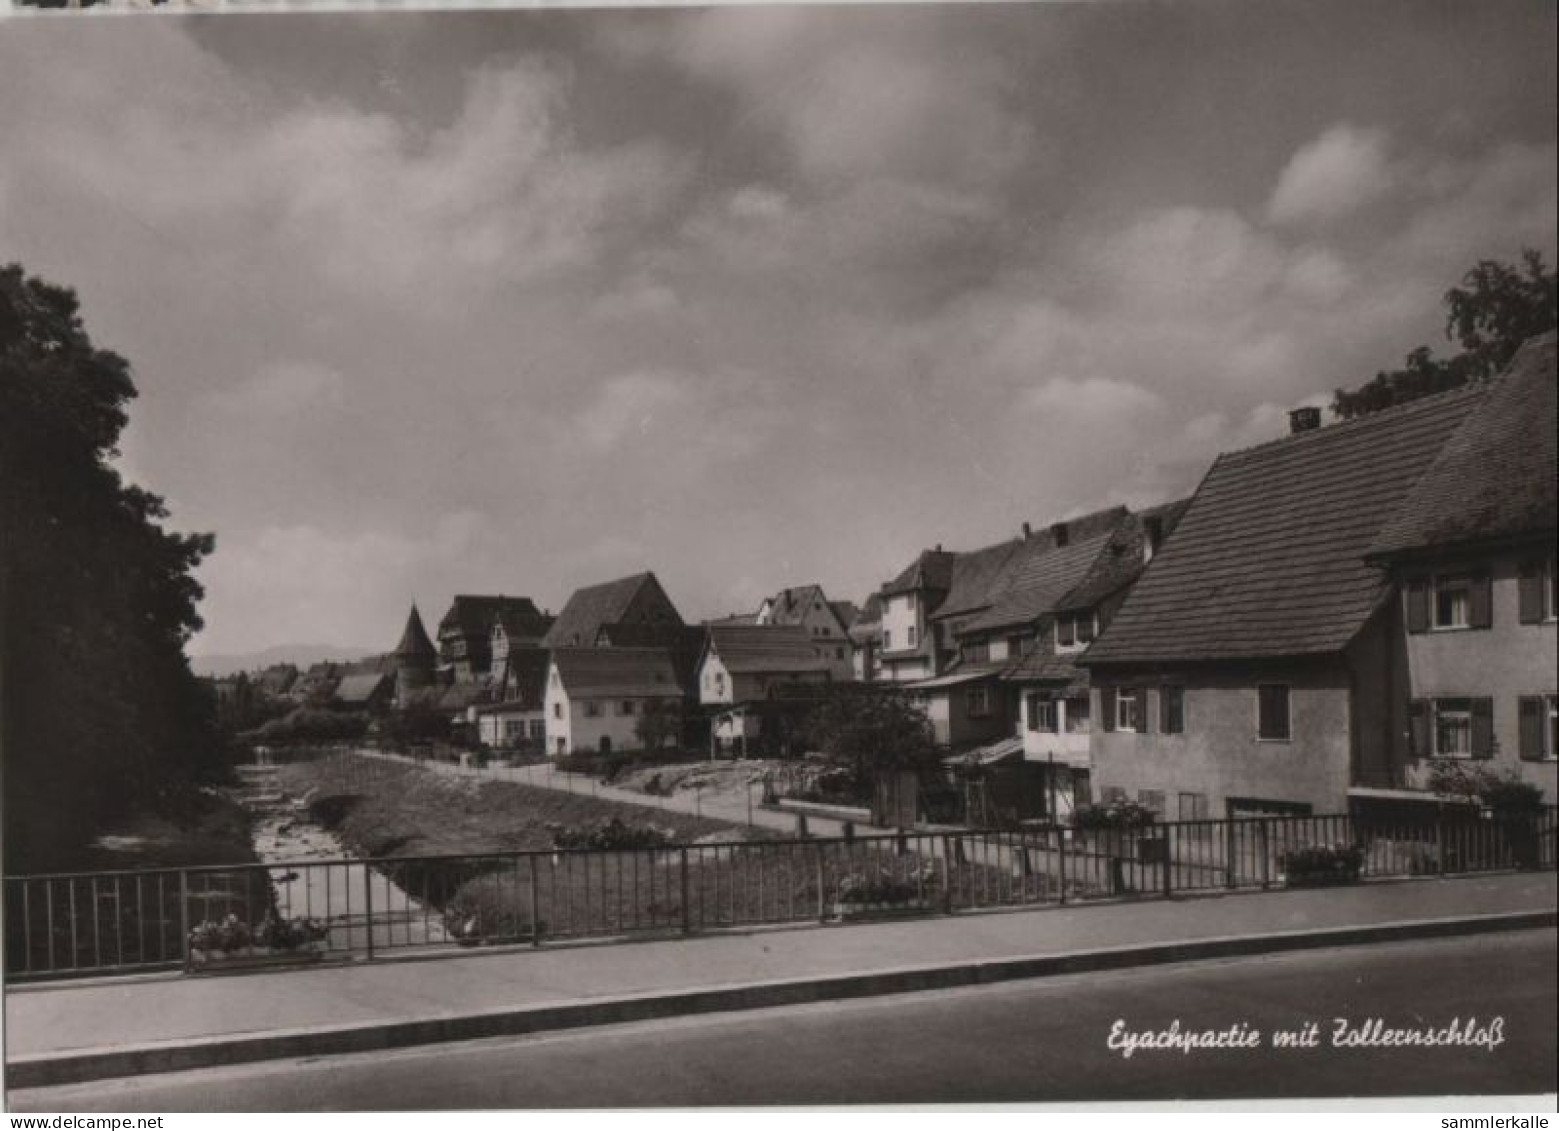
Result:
[1408, 696, 1493, 759]
[1102, 786, 1127, 804]
[1055, 612, 1097, 651]
[1056, 617, 1075, 648]
[835, 647, 844, 659]
[882, 629, 892, 650]
[1519, 695, 1558, 761]
[504, 720, 522, 741]
[1116, 688, 1141, 732]
[584, 701, 602, 718]
[907, 593, 917, 611]
[1072, 770, 1093, 806]
[967, 686, 992, 718]
[1406, 573, 1492, 632]
[1137, 790, 1166, 816]
[1518, 559, 1557, 624]
[1177, 792, 1208, 821]
[715, 672, 726, 694]
[1257, 684, 1290, 741]
[529, 720, 545, 740]
[1435, 698, 1473, 756]
[1065, 695, 1091, 734]
[1028, 695, 1058, 733]
[1160, 685, 1185, 734]
[1076, 613, 1096, 645]
[963, 639, 990, 664]
[619, 700, 636, 717]
[907, 626, 917, 648]
[1007, 635, 1028, 658]
[552, 703, 562, 719]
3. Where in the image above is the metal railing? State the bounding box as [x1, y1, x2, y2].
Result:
[5, 807, 1554, 981]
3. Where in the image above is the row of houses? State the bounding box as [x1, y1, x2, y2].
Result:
[224, 334, 1557, 827]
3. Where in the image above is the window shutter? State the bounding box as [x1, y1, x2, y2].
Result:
[1518, 563, 1544, 624]
[1101, 688, 1117, 733]
[1517, 697, 1545, 761]
[1470, 698, 1495, 759]
[1405, 579, 1430, 633]
[1468, 574, 1493, 629]
[1159, 688, 1171, 734]
[1137, 689, 1153, 733]
[1407, 699, 1430, 758]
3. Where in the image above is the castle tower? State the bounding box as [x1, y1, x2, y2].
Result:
[393, 604, 437, 706]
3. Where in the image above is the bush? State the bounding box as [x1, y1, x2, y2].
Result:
[1278, 843, 1364, 887]
[1071, 800, 1157, 830]
[242, 708, 369, 747]
[836, 864, 935, 905]
[547, 817, 672, 852]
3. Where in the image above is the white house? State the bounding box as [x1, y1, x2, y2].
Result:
[545, 647, 682, 757]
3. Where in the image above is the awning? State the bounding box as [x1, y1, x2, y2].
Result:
[942, 735, 1025, 768]
[908, 664, 1007, 692]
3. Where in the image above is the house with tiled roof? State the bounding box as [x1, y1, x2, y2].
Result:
[1356, 333, 1557, 806]
[754, 584, 857, 680]
[875, 548, 955, 682]
[847, 594, 884, 682]
[698, 624, 835, 756]
[437, 595, 550, 683]
[330, 670, 394, 713]
[1079, 376, 1492, 819]
[476, 647, 551, 751]
[542, 572, 683, 650]
[544, 647, 682, 757]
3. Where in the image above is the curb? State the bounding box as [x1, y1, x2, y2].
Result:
[8, 908, 1554, 1090]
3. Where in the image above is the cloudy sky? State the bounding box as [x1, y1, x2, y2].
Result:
[2, 0, 1554, 658]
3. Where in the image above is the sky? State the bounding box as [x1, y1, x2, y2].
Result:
[1, 0, 1554, 659]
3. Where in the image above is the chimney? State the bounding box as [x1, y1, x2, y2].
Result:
[1050, 522, 1069, 548]
[1143, 515, 1164, 564]
[935, 543, 942, 552]
[1289, 406, 1322, 434]
[1021, 522, 1032, 540]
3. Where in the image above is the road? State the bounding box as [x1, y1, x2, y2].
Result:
[11, 931, 1555, 1110]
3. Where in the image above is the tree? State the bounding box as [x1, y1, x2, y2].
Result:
[1332, 249, 1557, 419]
[634, 698, 681, 753]
[1, 263, 217, 869]
[807, 685, 939, 786]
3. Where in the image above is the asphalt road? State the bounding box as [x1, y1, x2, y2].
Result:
[11, 930, 1555, 1111]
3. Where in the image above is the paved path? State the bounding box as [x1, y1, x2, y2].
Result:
[5, 871, 1552, 1066]
[17, 931, 1555, 1110]
[373, 751, 861, 838]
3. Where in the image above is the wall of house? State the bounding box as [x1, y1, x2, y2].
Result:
[1017, 691, 1092, 763]
[548, 692, 669, 756]
[478, 707, 545, 749]
[920, 682, 1010, 748]
[1397, 552, 1557, 801]
[757, 593, 855, 680]
[1088, 661, 1355, 816]
[878, 593, 930, 681]
[699, 653, 733, 705]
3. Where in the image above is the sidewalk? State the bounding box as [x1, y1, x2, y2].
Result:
[6, 871, 1554, 1088]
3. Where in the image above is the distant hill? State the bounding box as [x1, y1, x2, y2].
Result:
[190, 644, 381, 678]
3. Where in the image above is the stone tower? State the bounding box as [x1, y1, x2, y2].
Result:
[393, 604, 437, 706]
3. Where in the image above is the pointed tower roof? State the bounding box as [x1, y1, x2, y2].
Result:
[394, 605, 437, 660]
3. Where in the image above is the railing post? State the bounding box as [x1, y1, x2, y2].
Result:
[1258, 822, 1271, 890]
[1224, 819, 1236, 889]
[815, 842, 828, 923]
[529, 855, 542, 947]
[363, 863, 375, 960]
[940, 836, 954, 914]
[1161, 825, 1173, 899]
[1436, 812, 1447, 876]
[679, 848, 691, 934]
[1057, 828, 1068, 905]
[178, 870, 191, 971]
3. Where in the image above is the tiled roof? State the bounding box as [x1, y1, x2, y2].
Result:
[847, 593, 883, 643]
[496, 648, 550, 707]
[394, 605, 436, 659]
[543, 572, 679, 649]
[333, 671, 390, 704]
[552, 647, 680, 698]
[954, 532, 1115, 635]
[829, 600, 860, 630]
[706, 624, 834, 675]
[1001, 651, 1086, 686]
[1367, 333, 1557, 560]
[932, 539, 1030, 621]
[1082, 383, 1488, 665]
[439, 595, 545, 641]
[1054, 500, 1191, 613]
[881, 550, 955, 598]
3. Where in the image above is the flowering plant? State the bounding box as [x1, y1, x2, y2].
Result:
[255, 913, 329, 951]
[836, 864, 933, 905]
[188, 913, 253, 954]
[1278, 842, 1364, 885]
[1071, 800, 1157, 830]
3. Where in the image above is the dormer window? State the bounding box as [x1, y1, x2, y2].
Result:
[1056, 612, 1097, 652]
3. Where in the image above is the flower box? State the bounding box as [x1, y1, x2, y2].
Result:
[832, 898, 934, 922]
[188, 942, 325, 971]
[1278, 843, 1365, 888]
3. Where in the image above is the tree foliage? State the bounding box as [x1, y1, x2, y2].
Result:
[1, 263, 218, 869]
[633, 698, 681, 753]
[1332, 249, 1557, 419]
[807, 685, 939, 784]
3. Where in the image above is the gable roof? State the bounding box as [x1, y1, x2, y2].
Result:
[881, 549, 955, 599]
[1367, 333, 1557, 561]
[333, 671, 391, 705]
[496, 648, 551, 706]
[439, 595, 545, 641]
[543, 572, 680, 649]
[704, 624, 834, 675]
[760, 584, 852, 633]
[847, 593, 883, 643]
[551, 647, 680, 698]
[1082, 382, 1489, 666]
[394, 606, 436, 660]
[931, 539, 1031, 622]
[829, 600, 860, 630]
[952, 532, 1116, 635]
